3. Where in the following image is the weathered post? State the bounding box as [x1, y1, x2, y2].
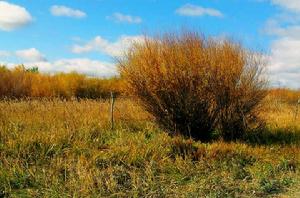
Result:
[295, 99, 300, 121]
[110, 92, 115, 130]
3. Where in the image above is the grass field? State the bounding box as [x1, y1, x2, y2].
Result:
[0, 98, 299, 197]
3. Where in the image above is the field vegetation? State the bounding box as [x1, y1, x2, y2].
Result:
[0, 31, 300, 197]
[0, 65, 123, 99]
[0, 96, 299, 197]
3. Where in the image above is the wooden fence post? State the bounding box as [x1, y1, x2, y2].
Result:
[295, 99, 300, 121]
[110, 92, 115, 130]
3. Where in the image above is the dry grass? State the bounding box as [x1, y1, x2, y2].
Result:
[264, 97, 300, 129]
[0, 98, 299, 197]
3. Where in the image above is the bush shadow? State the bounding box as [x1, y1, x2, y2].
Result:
[240, 127, 300, 146]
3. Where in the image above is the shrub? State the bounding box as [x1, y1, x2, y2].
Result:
[118, 31, 267, 141]
[0, 66, 123, 99]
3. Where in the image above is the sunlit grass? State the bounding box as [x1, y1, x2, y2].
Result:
[0, 98, 299, 197]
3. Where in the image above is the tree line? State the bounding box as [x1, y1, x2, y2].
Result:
[0, 65, 123, 99]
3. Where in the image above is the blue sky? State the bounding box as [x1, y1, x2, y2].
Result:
[0, 0, 300, 88]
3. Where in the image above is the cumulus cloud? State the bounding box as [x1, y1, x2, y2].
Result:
[0, 1, 32, 31]
[1, 47, 116, 76]
[270, 0, 300, 12]
[267, 36, 300, 88]
[32, 58, 116, 76]
[50, 5, 86, 18]
[16, 48, 47, 62]
[107, 12, 142, 24]
[0, 58, 116, 77]
[263, 19, 300, 38]
[262, 2, 300, 88]
[176, 4, 223, 17]
[71, 35, 144, 57]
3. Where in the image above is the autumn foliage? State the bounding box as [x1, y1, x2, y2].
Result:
[119, 31, 267, 141]
[268, 88, 300, 104]
[0, 65, 123, 99]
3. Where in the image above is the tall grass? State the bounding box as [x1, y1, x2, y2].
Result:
[0, 99, 299, 197]
[119, 31, 267, 141]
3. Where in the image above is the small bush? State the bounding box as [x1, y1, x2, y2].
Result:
[119, 31, 267, 141]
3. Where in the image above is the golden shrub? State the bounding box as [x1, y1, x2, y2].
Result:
[119, 31, 267, 141]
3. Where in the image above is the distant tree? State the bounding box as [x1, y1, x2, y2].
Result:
[26, 66, 39, 73]
[0, 65, 8, 72]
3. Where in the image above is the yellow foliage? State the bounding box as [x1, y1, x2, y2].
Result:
[0, 65, 123, 99]
[119, 31, 267, 141]
[268, 88, 300, 104]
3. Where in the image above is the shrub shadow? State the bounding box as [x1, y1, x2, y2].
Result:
[241, 127, 300, 146]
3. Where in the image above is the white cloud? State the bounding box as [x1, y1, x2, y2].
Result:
[264, 19, 300, 39]
[50, 5, 86, 18]
[262, 2, 300, 88]
[1, 47, 116, 76]
[0, 58, 117, 77]
[107, 12, 142, 24]
[16, 48, 47, 62]
[50, 58, 116, 76]
[6, 59, 116, 77]
[71, 35, 144, 57]
[176, 4, 223, 17]
[267, 36, 300, 88]
[271, 0, 300, 12]
[0, 1, 32, 31]
[0, 51, 10, 57]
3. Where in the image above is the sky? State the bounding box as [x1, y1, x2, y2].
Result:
[0, 0, 299, 88]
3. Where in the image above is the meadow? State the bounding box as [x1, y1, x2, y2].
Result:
[1, 33, 300, 197]
[0, 96, 299, 197]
